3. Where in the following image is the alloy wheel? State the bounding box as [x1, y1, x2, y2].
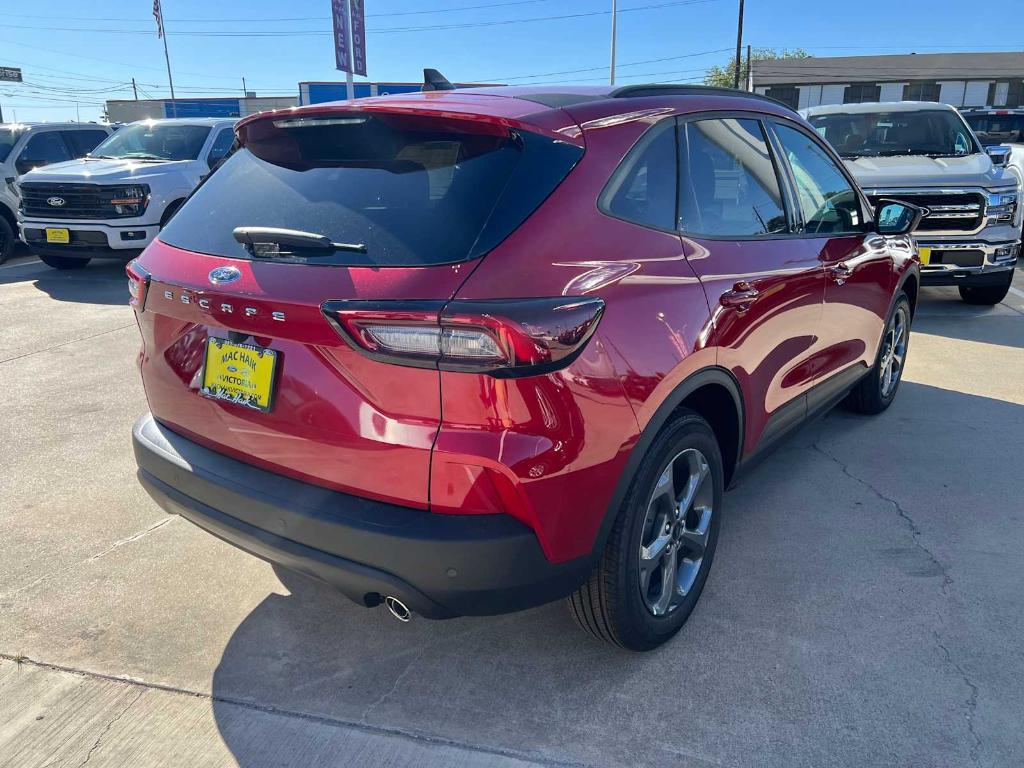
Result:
[879, 305, 908, 398]
[638, 447, 714, 616]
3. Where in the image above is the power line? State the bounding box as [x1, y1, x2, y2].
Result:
[2, 0, 557, 24]
[0, 0, 719, 37]
[476, 46, 732, 83]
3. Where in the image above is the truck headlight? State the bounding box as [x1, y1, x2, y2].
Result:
[108, 184, 150, 217]
[987, 191, 1018, 223]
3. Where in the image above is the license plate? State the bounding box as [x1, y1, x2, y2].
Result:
[918, 247, 931, 265]
[200, 337, 278, 412]
[45, 228, 70, 244]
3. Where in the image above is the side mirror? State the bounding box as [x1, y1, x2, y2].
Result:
[987, 145, 1012, 167]
[874, 198, 926, 236]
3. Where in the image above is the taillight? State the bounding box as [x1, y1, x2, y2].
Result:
[323, 297, 605, 377]
[126, 259, 151, 312]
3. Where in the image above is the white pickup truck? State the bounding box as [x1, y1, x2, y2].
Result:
[18, 118, 236, 270]
[0, 122, 114, 264]
[803, 101, 1021, 305]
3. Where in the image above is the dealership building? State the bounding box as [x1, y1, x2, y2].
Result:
[751, 51, 1024, 111]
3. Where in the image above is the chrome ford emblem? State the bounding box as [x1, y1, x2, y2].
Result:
[209, 266, 242, 285]
[47, 196, 66, 207]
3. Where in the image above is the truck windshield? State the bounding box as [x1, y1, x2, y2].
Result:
[963, 114, 1024, 145]
[0, 127, 26, 163]
[808, 110, 980, 159]
[90, 123, 211, 161]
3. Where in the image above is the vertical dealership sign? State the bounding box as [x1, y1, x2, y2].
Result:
[350, 0, 367, 76]
[332, 0, 351, 72]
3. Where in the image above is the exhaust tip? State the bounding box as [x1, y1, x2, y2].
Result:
[384, 596, 412, 622]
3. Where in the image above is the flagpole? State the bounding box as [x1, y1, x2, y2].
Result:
[155, 0, 177, 117]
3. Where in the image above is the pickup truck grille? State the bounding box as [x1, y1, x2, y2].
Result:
[867, 191, 986, 233]
[19, 183, 141, 220]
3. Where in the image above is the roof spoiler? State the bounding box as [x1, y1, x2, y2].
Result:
[422, 68, 456, 92]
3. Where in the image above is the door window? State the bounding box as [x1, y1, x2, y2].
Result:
[206, 128, 236, 165]
[600, 119, 678, 231]
[772, 123, 864, 235]
[15, 131, 72, 174]
[677, 117, 788, 237]
[63, 130, 110, 158]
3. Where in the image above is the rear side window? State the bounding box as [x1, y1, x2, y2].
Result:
[771, 123, 864, 235]
[64, 130, 110, 158]
[159, 114, 582, 266]
[678, 118, 788, 237]
[600, 119, 678, 231]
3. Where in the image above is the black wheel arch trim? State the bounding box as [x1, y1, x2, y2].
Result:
[590, 366, 744, 559]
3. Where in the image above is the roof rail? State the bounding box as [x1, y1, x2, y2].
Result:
[609, 84, 795, 112]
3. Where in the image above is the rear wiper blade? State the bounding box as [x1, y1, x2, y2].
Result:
[232, 226, 367, 254]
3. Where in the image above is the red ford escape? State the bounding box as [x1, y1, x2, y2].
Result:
[129, 81, 922, 650]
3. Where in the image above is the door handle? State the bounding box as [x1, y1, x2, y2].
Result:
[720, 282, 760, 310]
[828, 262, 852, 285]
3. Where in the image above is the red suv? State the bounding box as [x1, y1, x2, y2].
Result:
[129, 85, 921, 650]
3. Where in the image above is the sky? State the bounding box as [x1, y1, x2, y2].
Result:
[0, 0, 1014, 123]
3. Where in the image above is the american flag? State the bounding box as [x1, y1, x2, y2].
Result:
[153, 0, 165, 39]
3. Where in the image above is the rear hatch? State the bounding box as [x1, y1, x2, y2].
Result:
[132, 101, 582, 508]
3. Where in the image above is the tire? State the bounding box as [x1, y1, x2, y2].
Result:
[38, 254, 91, 270]
[0, 215, 14, 265]
[844, 292, 911, 415]
[568, 410, 724, 651]
[958, 272, 1013, 305]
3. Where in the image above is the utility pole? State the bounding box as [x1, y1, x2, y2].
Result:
[75, 102, 80, 122]
[242, 76, 247, 96]
[745, 44, 752, 91]
[733, 0, 744, 89]
[131, 78, 139, 100]
[609, 0, 618, 85]
[345, 1, 355, 100]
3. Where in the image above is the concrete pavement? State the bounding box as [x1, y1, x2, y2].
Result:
[1, 256, 1022, 767]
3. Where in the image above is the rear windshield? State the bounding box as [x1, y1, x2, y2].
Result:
[158, 113, 582, 267]
[963, 114, 1024, 144]
[808, 109, 980, 159]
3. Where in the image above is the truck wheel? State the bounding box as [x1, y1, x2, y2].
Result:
[568, 410, 723, 651]
[0, 216, 14, 265]
[39, 254, 91, 270]
[845, 293, 911, 415]
[958, 272, 1013, 305]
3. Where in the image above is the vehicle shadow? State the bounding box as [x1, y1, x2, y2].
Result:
[208, 381, 1023, 767]
[912, 286, 1024, 349]
[0, 258, 129, 306]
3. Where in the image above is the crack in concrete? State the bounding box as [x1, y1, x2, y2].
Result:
[812, 440, 986, 764]
[811, 441, 952, 596]
[0, 517, 174, 601]
[78, 688, 145, 768]
[359, 642, 431, 726]
[0, 324, 134, 365]
[0, 655, 584, 768]
[936, 636, 983, 766]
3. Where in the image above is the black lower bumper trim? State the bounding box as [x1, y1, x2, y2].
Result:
[921, 266, 1015, 287]
[133, 414, 590, 618]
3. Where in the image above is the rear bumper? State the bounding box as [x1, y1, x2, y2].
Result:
[132, 413, 590, 618]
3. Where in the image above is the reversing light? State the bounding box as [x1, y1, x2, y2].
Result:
[126, 260, 151, 312]
[323, 298, 605, 377]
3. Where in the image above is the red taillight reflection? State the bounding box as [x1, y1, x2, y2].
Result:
[323, 297, 605, 377]
[126, 259, 151, 312]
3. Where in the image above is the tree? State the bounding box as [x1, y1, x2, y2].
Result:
[704, 48, 810, 90]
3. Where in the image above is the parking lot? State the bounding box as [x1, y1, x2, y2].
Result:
[1, 248, 1022, 767]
